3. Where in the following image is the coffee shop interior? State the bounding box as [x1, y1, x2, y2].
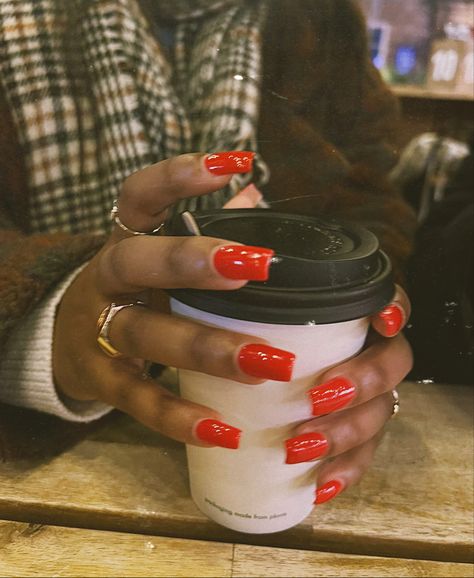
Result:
[0, 0, 473, 576]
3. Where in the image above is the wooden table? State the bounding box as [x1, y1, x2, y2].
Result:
[0, 381, 472, 577]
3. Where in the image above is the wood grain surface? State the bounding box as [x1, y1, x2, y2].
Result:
[0, 521, 232, 577]
[0, 521, 472, 578]
[232, 544, 474, 578]
[0, 382, 472, 563]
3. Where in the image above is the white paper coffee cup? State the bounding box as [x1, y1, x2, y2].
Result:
[167, 210, 394, 534]
[171, 299, 370, 533]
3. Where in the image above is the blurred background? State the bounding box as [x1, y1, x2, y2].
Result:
[357, 0, 473, 145]
[355, 0, 473, 385]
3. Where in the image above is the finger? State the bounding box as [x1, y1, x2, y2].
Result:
[108, 306, 295, 385]
[306, 333, 413, 417]
[115, 151, 255, 238]
[371, 284, 411, 338]
[100, 364, 239, 447]
[223, 183, 263, 209]
[97, 235, 275, 295]
[285, 392, 394, 464]
[314, 431, 384, 504]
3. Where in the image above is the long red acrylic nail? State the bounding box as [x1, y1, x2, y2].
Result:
[377, 303, 404, 337]
[314, 480, 343, 504]
[205, 151, 255, 175]
[195, 418, 241, 449]
[238, 344, 295, 382]
[214, 245, 274, 280]
[308, 377, 356, 417]
[285, 432, 328, 464]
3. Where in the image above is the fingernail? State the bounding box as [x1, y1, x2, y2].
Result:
[314, 480, 343, 504]
[195, 418, 241, 449]
[285, 432, 328, 464]
[238, 344, 295, 382]
[377, 303, 404, 337]
[214, 245, 274, 280]
[308, 377, 356, 417]
[205, 151, 255, 175]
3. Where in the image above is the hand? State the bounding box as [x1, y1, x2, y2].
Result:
[284, 286, 413, 505]
[53, 152, 295, 448]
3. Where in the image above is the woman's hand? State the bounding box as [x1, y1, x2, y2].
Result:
[53, 152, 293, 448]
[53, 150, 412, 501]
[285, 286, 413, 505]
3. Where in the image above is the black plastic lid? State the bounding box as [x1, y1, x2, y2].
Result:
[166, 210, 394, 324]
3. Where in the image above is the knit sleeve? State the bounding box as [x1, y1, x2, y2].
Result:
[259, 0, 417, 284]
[0, 263, 112, 421]
[0, 210, 108, 458]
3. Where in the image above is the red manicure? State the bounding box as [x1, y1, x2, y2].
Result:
[205, 151, 255, 175]
[238, 344, 295, 382]
[377, 303, 404, 337]
[285, 432, 328, 464]
[314, 480, 343, 504]
[195, 418, 241, 449]
[214, 245, 274, 280]
[308, 376, 356, 417]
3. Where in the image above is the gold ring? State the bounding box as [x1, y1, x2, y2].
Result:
[111, 200, 164, 236]
[97, 301, 145, 358]
[391, 389, 400, 418]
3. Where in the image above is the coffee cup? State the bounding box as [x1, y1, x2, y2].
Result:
[167, 209, 393, 534]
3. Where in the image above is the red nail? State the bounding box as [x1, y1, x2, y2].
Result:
[314, 480, 343, 505]
[285, 432, 328, 464]
[308, 377, 356, 417]
[195, 418, 241, 449]
[205, 151, 255, 175]
[238, 344, 295, 381]
[214, 245, 274, 280]
[377, 303, 404, 337]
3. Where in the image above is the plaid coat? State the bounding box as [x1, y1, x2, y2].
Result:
[0, 0, 416, 459]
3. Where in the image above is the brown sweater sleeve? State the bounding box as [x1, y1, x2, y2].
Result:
[259, 0, 417, 284]
[0, 226, 104, 344]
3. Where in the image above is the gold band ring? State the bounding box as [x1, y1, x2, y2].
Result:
[97, 301, 145, 358]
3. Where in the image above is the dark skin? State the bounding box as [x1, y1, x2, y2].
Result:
[53, 153, 413, 499]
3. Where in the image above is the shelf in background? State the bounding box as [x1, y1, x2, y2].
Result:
[392, 84, 474, 102]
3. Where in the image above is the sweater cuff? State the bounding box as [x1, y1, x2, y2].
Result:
[0, 266, 112, 422]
